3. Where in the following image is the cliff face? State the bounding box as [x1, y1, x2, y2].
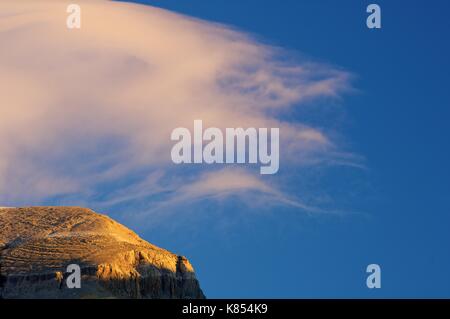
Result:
[0, 207, 205, 299]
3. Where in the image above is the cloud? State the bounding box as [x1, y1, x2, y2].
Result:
[117, 167, 326, 224]
[171, 168, 322, 212]
[0, 0, 355, 216]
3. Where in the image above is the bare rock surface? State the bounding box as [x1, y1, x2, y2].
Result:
[0, 207, 204, 299]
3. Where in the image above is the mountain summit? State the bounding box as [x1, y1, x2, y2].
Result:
[0, 207, 204, 299]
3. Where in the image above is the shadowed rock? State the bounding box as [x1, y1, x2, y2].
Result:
[0, 207, 205, 299]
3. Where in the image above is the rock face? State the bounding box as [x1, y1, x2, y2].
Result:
[0, 207, 205, 299]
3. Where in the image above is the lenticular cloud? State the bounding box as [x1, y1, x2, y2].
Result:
[0, 0, 351, 211]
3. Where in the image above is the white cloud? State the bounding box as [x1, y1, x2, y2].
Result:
[0, 0, 355, 214]
[173, 168, 322, 212]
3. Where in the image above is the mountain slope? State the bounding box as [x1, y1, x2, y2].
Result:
[0, 207, 205, 299]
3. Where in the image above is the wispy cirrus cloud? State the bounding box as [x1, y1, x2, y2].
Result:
[0, 0, 357, 220]
[161, 168, 322, 212]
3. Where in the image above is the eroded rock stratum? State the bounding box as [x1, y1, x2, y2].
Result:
[0, 207, 205, 299]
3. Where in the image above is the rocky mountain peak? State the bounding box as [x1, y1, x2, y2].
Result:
[0, 207, 204, 299]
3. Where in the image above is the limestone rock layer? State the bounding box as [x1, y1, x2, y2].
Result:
[0, 207, 204, 299]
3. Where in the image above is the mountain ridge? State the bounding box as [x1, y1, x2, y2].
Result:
[0, 207, 205, 299]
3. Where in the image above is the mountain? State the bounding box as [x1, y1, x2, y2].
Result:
[0, 207, 205, 299]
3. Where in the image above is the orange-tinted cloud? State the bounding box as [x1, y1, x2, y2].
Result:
[0, 0, 353, 210]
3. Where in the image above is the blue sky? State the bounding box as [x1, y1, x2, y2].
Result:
[114, 0, 450, 298]
[1, 0, 449, 298]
